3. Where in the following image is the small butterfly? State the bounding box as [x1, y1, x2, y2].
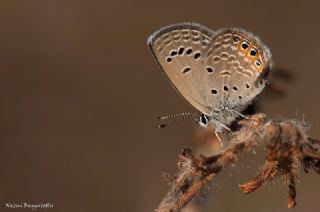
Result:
[147, 23, 273, 135]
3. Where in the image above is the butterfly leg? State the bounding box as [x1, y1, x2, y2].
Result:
[220, 123, 231, 132]
[214, 130, 224, 146]
[232, 109, 249, 120]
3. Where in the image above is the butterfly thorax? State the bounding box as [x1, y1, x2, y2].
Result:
[208, 106, 238, 132]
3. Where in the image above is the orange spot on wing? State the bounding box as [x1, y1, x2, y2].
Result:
[245, 44, 259, 61]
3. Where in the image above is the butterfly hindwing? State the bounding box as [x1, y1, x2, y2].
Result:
[203, 28, 272, 111]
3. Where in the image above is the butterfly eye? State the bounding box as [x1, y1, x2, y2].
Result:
[249, 48, 257, 57]
[233, 36, 240, 43]
[199, 114, 208, 127]
[241, 41, 249, 50]
[255, 59, 262, 67]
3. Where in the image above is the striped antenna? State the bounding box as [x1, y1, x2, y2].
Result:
[155, 112, 197, 120]
[156, 113, 198, 128]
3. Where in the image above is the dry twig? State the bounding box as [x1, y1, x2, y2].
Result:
[156, 113, 320, 212]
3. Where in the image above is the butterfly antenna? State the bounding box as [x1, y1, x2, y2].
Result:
[155, 112, 197, 120]
[157, 113, 198, 128]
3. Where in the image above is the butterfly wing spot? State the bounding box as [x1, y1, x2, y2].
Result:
[173, 36, 180, 41]
[223, 85, 229, 92]
[172, 31, 180, 41]
[158, 45, 164, 53]
[183, 35, 190, 41]
[182, 29, 189, 35]
[255, 59, 262, 67]
[233, 36, 240, 43]
[233, 86, 238, 91]
[249, 48, 257, 56]
[228, 55, 236, 62]
[221, 52, 229, 60]
[206, 66, 214, 74]
[222, 34, 232, 43]
[191, 30, 200, 37]
[182, 66, 191, 74]
[233, 61, 240, 67]
[220, 70, 232, 76]
[245, 83, 250, 89]
[170, 50, 178, 56]
[213, 56, 220, 63]
[181, 30, 190, 41]
[211, 89, 218, 95]
[241, 41, 249, 50]
[178, 47, 185, 55]
[192, 37, 200, 43]
[194, 52, 201, 60]
[238, 96, 242, 99]
[164, 37, 172, 45]
[243, 70, 254, 77]
[186, 48, 193, 55]
[166, 57, 173, 63]
[238, 66, 244, 72]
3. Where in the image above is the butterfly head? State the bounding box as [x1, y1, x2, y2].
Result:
[198, 113, 209, 127]
[198, 106, 238, 132]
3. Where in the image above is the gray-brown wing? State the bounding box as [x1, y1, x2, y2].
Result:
[202, 28, 272, 112]
[147, 23, 216, 115]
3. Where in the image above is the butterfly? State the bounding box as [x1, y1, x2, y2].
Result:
[147, 23, 272, 134]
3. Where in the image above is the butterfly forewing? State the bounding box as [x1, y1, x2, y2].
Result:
[148, 23, 216, 115]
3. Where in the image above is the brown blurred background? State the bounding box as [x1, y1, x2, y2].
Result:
[0, 0, 319, 211]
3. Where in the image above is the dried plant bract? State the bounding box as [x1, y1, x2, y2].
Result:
[156, 114, 320, 212]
